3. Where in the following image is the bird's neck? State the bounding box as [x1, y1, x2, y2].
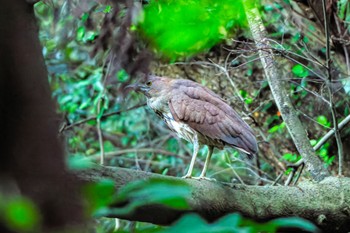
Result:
[147, 96, 170, 114]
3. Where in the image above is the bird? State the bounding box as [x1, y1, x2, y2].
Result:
[131, 75, 258, 179]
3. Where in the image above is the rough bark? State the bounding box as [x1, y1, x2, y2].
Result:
[0, 1, 84, 232]
[242, 1, 330, 181]
[75, 165, 350, 232]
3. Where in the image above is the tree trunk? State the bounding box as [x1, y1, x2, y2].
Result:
[242, 0, 330, 181]
[0, 1, 84, 232]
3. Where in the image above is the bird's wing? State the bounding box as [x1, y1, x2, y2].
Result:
[168, 84, 257, 156]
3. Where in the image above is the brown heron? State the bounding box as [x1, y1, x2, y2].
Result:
[131, 75, 257, 179]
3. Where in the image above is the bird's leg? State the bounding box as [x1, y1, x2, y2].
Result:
[182, 134, 199, 178]
[198, 146, 214, 178]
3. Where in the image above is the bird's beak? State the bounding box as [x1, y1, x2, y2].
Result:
[125, 83, 150, 96]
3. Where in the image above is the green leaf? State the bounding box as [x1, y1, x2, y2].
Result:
[76, 26, 86, 41]
[244, 98, 253, 105]
[316, 115, 330, 127]
[269, 217, 319, 232]
[117, 69, 129, 83]
[268, 125, 280, 133]
[67, 155, 95, 170]
[81, 12, 89, 23]
[4, 198, 41, 232]
[292, 64, 309, 78]
[95, 178, 191, 217]
[138, 0, 257, 58]
[319, 148, 328, 157]
[83, 179, 116, 214]
[159, 213, 243, 233]
[104, 5, 112, 13]
[282, 153, 300, 163]
[326, 155, 335, 165]
[310, 139, 317, 146]
[239, 89, 247, 98]
[337, 0, 348, 19]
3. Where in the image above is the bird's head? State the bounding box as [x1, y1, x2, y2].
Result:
[127, 75, 172, 99]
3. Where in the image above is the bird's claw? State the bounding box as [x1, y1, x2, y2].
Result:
[192, 176, 217, 182]
[181, 175, 216, 182]
[181, 174, 192, 179]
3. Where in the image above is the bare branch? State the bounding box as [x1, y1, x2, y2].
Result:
[322, 0, 344, 176]
[314, 114, 350, 151]
[59, 103, 146, 132]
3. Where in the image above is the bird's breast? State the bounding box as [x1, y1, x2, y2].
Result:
[147, 97, 195, 142]
[163, 113, 196, 143]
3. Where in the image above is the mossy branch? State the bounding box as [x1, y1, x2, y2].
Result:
[75, 166, 350, 232]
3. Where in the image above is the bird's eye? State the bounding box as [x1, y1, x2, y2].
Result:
[146, 81, 152, 86]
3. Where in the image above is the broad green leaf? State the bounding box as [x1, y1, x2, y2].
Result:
[138, 0, 258, 58]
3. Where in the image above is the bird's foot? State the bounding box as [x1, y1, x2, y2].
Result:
[181, 174, 192, 179]
[181, 174, 216, 181]
[191, 176, 217, 182]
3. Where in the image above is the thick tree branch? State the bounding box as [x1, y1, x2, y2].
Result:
[75, 166, 350, 232]
[242, 1, 330, 181]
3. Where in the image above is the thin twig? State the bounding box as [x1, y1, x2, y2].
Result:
[322, 0, 344, 176]
[97, 98, 105, 165]
[272, 172, 284, 186]
[88, 148, 189, 162]
[284, 169, 295, 186]
[59, 103, 146, 132]
[334, 13, 350, 76]
[292, 162, 304, 185]
[314, 114, 350, 151]
[284, 160, 304, 186]
[97, 55, 114, 165]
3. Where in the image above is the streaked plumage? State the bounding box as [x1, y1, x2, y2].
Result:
[134, 75, 257, 178]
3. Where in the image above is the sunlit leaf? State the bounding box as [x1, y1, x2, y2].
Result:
[268, 125, 280, 133]
[104, 5, 112, 14]
[316, 115, 330, 127]
[139, 0, 258, 58]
